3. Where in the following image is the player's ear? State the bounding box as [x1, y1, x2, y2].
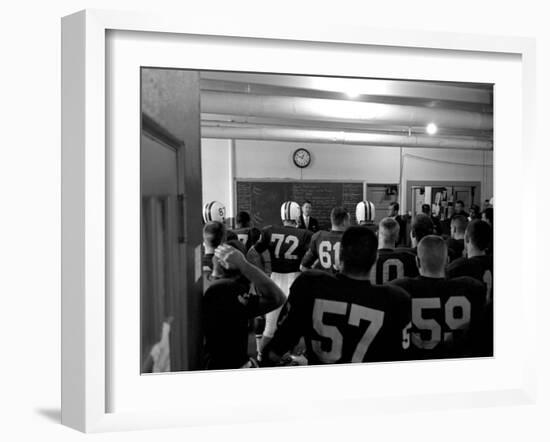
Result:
[415, 256, 421, 269]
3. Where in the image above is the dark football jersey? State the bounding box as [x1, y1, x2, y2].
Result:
[360, 222, 378, 235]
[370, 248, 418, 284]
[447, 255, 493, 305]
[202, 278, 260, 370]
[395, 246, 417, 256]
[254, 225, 312, 274]
[269, 271, 411, 364]
[225, 229, 238, 242]
[390, 276, 486, 359]
[447, 238, 465, 262]
[301, 230, 344, 273]
[202, 252, 214, 273]
[230, 227, 261, 252]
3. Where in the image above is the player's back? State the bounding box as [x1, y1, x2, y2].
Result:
[447, 255, 493, 304]
[230, 227, 261, 252]
[370, 248, 418, 284]
[271, 271, 411, 364]
[255, 225, 312, 273]
[301, 230, 344, 273]
[390, 276, 486, 359]
[447, 238, 465, 262]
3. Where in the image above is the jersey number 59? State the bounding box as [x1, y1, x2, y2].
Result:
[411, 296, 471, 350]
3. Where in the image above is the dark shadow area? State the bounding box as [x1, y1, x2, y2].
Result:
[35, 408, 61, 423]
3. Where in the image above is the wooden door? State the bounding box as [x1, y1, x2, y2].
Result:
[141, 68, 203, 372]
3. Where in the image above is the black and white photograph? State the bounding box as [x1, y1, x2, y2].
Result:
[140, 68, 494, 373]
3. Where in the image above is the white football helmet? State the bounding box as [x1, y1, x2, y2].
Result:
[203, 201, 226, 223]
[280, 201, 301, 223]
[356, 200, 376, 223]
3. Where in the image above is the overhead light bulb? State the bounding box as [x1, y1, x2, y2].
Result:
[426, 123, 438, 135]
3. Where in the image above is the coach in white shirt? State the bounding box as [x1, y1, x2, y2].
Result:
[298, 200, 319, 232]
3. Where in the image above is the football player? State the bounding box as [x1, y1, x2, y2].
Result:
[249, 201, 313, 355]
[447, 215, 468, 262]
[391, 235, 486, 359]
[203, 200, 237, 242]
[447, 219, 493, 304]
[370, 217, 418, 284]
[398, 213, 434, 255]
[202, 200, 226, 223]
[300, 206, 350, 273]
[202, 221, 228, 283]
[388, 202, 408, 246]
[355, 200, 377, 234]
[452, 200, 469, 219]
[446, 219, 493, 355]
[230, 211, 261, 252]
[482, 207, 493, 227]
[202, 242, 285, 370]
[421, 203, 443, 235]
[264, 225, 411, 365]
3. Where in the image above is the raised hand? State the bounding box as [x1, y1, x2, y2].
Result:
[214, 244, 247, 270]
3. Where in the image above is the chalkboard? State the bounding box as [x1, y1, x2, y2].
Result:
[236, 181, 364, 230]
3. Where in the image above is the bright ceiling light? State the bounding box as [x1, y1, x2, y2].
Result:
[346, 90, 360, 99]
[426, 123, 438, 135]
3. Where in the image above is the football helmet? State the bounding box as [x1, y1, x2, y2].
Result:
[280, 201, 301, 223]
[356, 200, 376, 223]
[202, 201, 226, 223]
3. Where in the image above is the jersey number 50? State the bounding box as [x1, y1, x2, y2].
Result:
[312, 299, 384, 363]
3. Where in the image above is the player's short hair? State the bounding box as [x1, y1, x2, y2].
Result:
[417, 235, 448, 273]
[236, 211, 251, 227]
[421, 204, 431, 215]
[389, 201, 399, 212]
[303, 200, 312, 206]
[203, 221, 226, 248]
[451, 215, 468, 234]
[411, 214, 434, 242]
[482, 207, 493, 225]
[465, 219, 492, 252]
[330, 206, 349, 227]
[455, 200, 465, 207]
[379, 217, 400, 244]
[340, 226, 378, 275]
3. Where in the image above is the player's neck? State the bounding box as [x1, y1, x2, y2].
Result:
[453, 234, 465, 240]
[331, 225, 345, 232]
[419, 269, 445, 278]
[467, 248, 486, 258]
[378, 240, 395, 250]
[341, 269, 371, 281]
[204, 245, 216, 254]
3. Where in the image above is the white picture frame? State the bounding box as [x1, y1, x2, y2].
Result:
[61, 9, 537, 433]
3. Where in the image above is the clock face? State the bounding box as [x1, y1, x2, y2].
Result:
[293, 148, 311, 168]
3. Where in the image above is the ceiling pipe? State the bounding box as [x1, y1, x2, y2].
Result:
[201, 114, 494, 138]
[200, 79, 491, 112]
[201, 91, 493, 131]
[200, 75, 493, 104]
[201, 125, 493, 150]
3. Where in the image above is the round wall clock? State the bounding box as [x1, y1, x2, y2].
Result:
[293, 148, 311, 168]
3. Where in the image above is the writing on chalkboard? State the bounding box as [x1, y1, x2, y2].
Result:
[236, 181, 364, 231]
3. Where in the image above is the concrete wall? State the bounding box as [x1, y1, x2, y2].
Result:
[201, 138, 493, 216]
